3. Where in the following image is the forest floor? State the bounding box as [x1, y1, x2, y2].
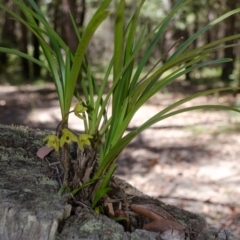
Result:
[1, 83, 240, 237]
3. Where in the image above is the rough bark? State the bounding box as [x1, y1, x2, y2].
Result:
[0, 124, 236, 240]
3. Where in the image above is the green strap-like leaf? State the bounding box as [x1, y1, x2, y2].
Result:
[65, 10, 110, 117]
[92, 165, 116, 208]
[0, 47, 49, 71]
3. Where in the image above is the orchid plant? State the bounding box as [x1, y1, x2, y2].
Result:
[43, 101, 92, 152]
[1, 0, 240, 210]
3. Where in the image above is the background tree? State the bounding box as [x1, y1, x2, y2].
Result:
[221, 1, 237, 83]
[32, 0, 41, 78]
[19, 9, 30, 78]
[0, 0, 240, 85]
[61, 0, 86, 52]
[0, 0, 17, 73]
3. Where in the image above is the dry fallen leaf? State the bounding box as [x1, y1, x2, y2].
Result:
[104, 197, 115, 218]
[130, 204, 186, 233]
[37, 145, 54, 160]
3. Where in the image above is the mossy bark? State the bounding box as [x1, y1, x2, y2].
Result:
[0, 124, 236, 240]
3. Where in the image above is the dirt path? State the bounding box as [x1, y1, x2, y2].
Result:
[1, 84, 240, 237]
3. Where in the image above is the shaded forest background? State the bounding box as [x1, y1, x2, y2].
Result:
[0, 0, 240, 88]
[1, 2, 240, 236]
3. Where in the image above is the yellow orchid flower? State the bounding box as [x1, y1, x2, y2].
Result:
[77, 134, 93, 151]
[43, 134, 60, 152]
[60, 128, 78, 147]
[74, 101, 87, 119]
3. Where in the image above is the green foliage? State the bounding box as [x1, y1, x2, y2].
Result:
[1, 0, 240, 209]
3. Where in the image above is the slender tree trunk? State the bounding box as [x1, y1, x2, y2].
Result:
[32, 34, 40, 78]
[60, 0, 86, 52]
[1, 1, 16, 45]
[32, 1, 41, 78]
[220, 1, 237, 84]
[207, 2, 219, 60]
[49, 0, 61, 34]
[79, 0, 86, 27]
[19, 11, 30, 79]
[0, 0, 16, 72]
[61, 0, 78, 52]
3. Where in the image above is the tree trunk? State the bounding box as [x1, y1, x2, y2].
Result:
[32, 0, 41, 78]
[220, 1, 237, 84]
[79, 0, 86, 27]
[19, 11, 30, 79]
[1, 1, 17, 46]
[0, 124, 237, 240]
[0, 0, 17, 72]
[59, 0, 86, 52]
[32, 33, 41, 78]
[61, 0, 78, 52]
